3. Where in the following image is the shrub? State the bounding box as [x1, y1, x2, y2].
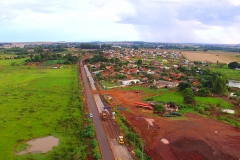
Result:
[198, 88, 211, 97]
[205, 111, 210, 116]
[93, 152, 101, 160]
[182, 88, 195, 104]
[197, 107, 204, 114]
[91, 139, 98, 148]
[219, 116, 227, 121]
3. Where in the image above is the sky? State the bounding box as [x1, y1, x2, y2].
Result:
[0, 0, 240, 44]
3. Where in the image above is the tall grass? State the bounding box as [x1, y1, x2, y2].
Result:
[0, 60, 87, 159]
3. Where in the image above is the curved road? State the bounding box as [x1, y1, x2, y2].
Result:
[79, 61, 114, 160]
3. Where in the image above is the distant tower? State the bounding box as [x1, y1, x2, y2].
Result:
[100, 44, 101, 49]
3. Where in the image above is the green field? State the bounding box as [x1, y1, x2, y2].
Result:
[101, 80, 118, 88]
[151, 91, 234, 108]
[42, 60, 65, 66]
[0, 59, 87, 159]
[124, 86, 234, 109]
[210, 66, 240, 81]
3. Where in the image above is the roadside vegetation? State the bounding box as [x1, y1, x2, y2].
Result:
[115, 110, 152, 160]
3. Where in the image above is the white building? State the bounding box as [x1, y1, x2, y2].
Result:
[122, 79, 140, 85]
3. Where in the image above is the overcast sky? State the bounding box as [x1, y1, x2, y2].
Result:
[0, 0, 240, 43]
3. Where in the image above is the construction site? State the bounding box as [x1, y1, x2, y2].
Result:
[93, 86, 240, 160]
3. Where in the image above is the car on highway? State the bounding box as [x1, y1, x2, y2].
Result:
[89, 113, 93, 118]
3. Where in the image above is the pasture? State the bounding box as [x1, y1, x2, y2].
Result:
[0, 59, 86, 159]
[181, 50, 240, 64]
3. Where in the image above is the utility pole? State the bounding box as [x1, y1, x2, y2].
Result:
[142, 143, 144, 160]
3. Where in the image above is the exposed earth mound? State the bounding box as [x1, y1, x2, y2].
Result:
[97, 87, 240, 160]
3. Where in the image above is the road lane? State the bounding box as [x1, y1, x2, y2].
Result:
[79, 62, 114, 160]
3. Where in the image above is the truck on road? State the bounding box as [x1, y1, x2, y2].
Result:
[101, 110, 107, 120]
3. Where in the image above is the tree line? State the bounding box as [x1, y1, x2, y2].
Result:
[27, 52, 79, 64]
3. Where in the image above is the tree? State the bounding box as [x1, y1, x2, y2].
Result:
[178, 82, 191, 91]
[198, 88, 211, 97]
[182, 88, 195, 104]
[213, 76, 227, 95]
[228, 61, 239, 69]
[100, 64, 106, 70]
[178, 66, 187, 73]
[136, 59, 142, 65]
[115, 58, 120, 64]
[203, 48, 208, 52]
[114, 65, 121, 72]
[153, 104, 165, 113]
[29, 53, 33, 61]
[146, 74, 154, 81]
[34, 46, 43, 53]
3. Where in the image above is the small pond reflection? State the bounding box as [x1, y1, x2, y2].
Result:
[17, 136, 59, 155]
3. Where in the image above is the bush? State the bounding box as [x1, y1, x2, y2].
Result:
[93, 152, 101, 160]
[182, 88, 195, 104]
[219, 116, 227, 121]
[198, 88, 211, 97]
[205, 111, 210, 116]
[146, 97, 154, 101]
[11, 62, 19, 66]
[178, 104, 185, 109]
[91, 139, 98, 148]
[197, 107, 204, 114]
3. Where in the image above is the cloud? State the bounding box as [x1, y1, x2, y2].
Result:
[118, 0, 240, 43]
[0, 0, 139, 42]
[0, 0, 239, 43]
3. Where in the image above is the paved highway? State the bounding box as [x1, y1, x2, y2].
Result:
[79, 62, 114, 160]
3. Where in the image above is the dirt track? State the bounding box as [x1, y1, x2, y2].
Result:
[99, 87, 240, 160]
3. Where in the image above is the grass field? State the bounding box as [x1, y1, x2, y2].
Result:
[42, 60, 65, 66]
[210, 66, 240, 81]
[124, 86, 234, 109]
[101, 80, 118, 88]
[151, 91, 234, 108]
[0, 59, 86, 159]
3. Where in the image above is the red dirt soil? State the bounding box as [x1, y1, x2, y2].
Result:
[98, 87, 240, 160]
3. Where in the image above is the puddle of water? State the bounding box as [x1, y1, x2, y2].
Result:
[17, 136, 59, 155]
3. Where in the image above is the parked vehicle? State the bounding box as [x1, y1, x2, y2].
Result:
[171, 111, 182, 116]
[89, 113, 93, 118]
[135, 102, 153, 110]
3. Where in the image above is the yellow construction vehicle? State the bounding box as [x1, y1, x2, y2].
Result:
[118, 136, 124, 144]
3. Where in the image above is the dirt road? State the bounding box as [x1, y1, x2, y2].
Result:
[99, 87, 240, 160]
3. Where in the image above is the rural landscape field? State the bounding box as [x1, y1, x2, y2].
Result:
[1, 0, 240, 159]
[181, 50, 240, 64]
[0, 59, 90, 159]
[1, 42, 240, 160]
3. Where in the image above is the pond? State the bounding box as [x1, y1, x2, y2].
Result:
[16, 136, 59, 155]
[227, 80, 240, 88]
